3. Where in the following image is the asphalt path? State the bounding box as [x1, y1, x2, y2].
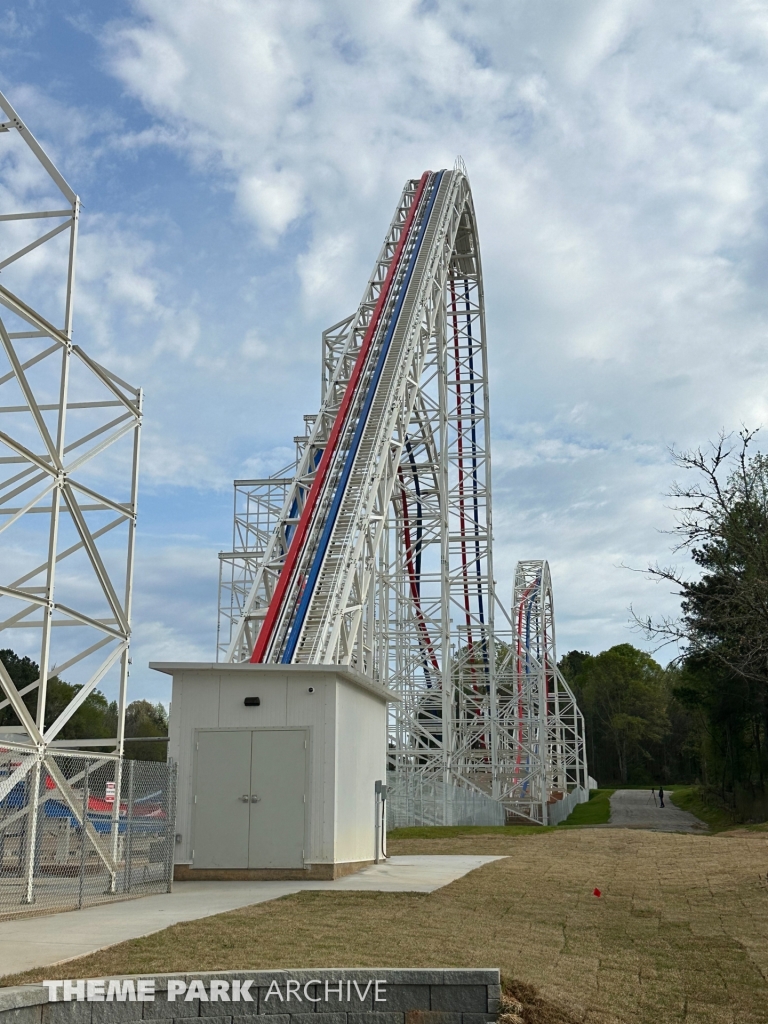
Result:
[608, 789, 708, 832]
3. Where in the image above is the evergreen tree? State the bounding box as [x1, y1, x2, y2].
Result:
[0, 649, 168, 760]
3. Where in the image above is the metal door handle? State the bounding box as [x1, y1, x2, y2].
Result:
[240, 795, 249, 803]
[251, 795, 260, 803]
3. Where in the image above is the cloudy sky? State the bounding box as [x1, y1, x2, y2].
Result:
[2, 0, 767, 703]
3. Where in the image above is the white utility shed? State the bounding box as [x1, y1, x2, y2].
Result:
[151, 662, 389, 879]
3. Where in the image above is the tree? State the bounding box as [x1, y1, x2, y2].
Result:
[641, 431, 768, 683]
[561, 644, 669, 783]
[638, 430, 768, 812]
[122, 700, 169, 762]
[0, 649, 168, 760]
[0, 649, 113, 740]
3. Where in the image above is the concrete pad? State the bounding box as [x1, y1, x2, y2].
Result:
[302, 854, 501, 892]
[0, 855, 502, 978]
[608, 789, 708, 832]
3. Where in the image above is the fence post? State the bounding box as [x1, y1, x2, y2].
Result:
[109, 756, 123, 893]
[164, 761, 177, 893]
[21, 758, 42, 905]
[78, 762, 90, 909]
[124, 759, 135, 893]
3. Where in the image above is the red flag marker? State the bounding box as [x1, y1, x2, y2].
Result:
[593, 888, 602, 897]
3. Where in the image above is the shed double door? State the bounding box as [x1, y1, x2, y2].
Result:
[193, 729, 306, 869]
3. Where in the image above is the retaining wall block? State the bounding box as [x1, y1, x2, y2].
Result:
[404, 1012, 462, 1024]
[429, 988, 486, 1014]
[347, 1013, 406, 1024]
[2, 969, 500, 1024]
[373, 988, 429, 1013]
[232, 1017, 285, 1024]
[200, 1001, 255, 1018]
[0, 1009, 43, 1024]
[485, 988, 500, 1016]
[283, 1015, 346, 1024]
[92, 1002, 145, 1023]
[42, 1002, 92, 1024]
[145, 1002, 201, 1020]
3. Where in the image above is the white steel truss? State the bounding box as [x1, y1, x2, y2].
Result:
[0, 93, 142, 895]
[501, 560, 589, 822]
[217, 473, 294, 662]
[218, 164, 587, 822]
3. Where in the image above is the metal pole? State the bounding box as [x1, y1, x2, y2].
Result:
[165, 762, 177, 893]
[78, 761, 89, 909]
[22, 757, 42, 905]
[36, 197, 78, 740]
[110, 390, 142, 888]
[124, 759, 135, 893]
[374, 781, 381, 864]
[107, 755, 120, 894]
[580, 709, 589, 792]
[437, 280, 452, 814]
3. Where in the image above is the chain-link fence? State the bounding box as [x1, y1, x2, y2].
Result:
[546, 786, 589, 825]
[386, 772, 506, 828]
[0, 742, 177, 920]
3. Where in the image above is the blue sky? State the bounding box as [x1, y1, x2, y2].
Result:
[2, 0, 767, 703]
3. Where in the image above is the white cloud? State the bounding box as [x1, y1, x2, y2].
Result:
[128, 545, 221, 699]
[236, 170, 304, 239]
[6, 0, 768, 682]
[296, 230, 356, 316]
[240, 329, 269, 361]
[94, 0, 768, 659]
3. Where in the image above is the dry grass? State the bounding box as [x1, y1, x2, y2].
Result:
[4, 829, 768, 1024]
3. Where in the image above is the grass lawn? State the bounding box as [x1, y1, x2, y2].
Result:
[669, 786, 734, 831]
[4, 828, 768, 1024]
[668, 786, 762, 832]
[558, 788, 615, 826]
[387, 789, 616, 842]
[388, 824, 555, 840]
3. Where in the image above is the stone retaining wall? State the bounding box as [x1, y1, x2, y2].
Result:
[0, 970, 500, 1024]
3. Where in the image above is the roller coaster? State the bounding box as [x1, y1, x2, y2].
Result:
[0, 96, 587, 909]
[0, 82, 587, 832]
[218, 163, 589, 823]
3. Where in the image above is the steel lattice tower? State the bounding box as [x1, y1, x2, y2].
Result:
[218, 165, 587, 822]
[0, 93, 143, 894]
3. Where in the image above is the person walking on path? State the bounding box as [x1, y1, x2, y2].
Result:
[658, 785, 665, 808]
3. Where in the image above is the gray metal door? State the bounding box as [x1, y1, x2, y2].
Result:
[248, 729, 306, 868]
[193, 730, 251, 868]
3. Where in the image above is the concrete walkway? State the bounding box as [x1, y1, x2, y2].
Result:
[0, 855, 502, 978]
[608, 789, 708, 832]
